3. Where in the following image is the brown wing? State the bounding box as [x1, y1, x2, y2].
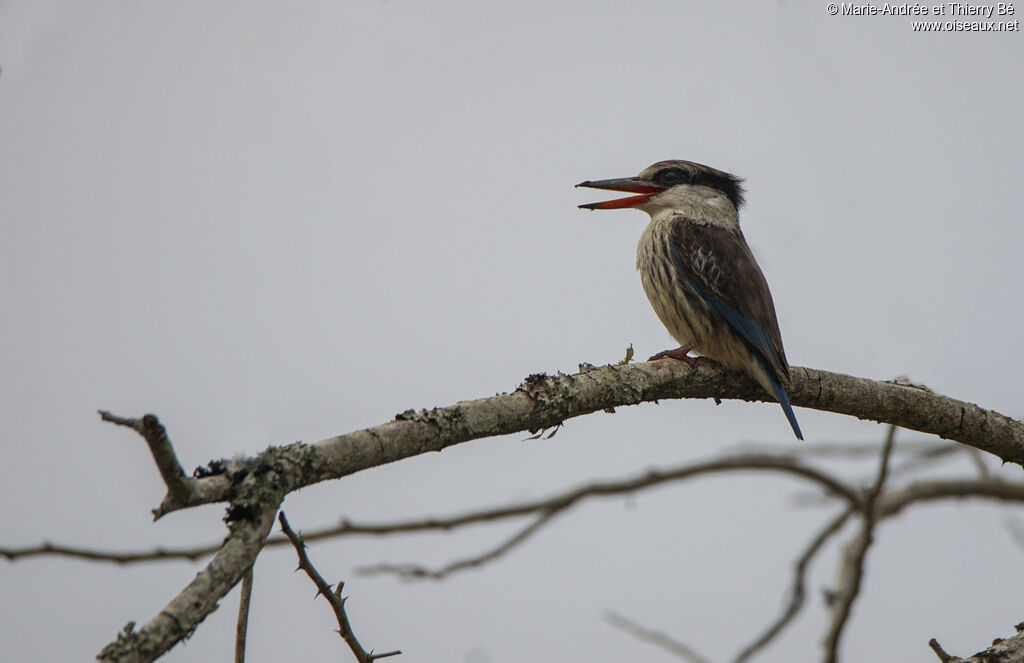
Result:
[668, 221, 790, 380]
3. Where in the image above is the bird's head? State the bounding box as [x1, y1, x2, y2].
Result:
[577, 160, 745, 217]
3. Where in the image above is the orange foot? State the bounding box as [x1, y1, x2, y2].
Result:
[648, 346, 697, 366]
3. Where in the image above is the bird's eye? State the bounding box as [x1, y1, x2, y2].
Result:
[656, 168, 687, 186]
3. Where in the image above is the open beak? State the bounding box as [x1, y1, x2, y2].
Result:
[576, 177, 664, 210]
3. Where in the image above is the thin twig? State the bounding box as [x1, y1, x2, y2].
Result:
[604, 610, 712, 663]
[929, 638, 955, 662]
[2, 454, 857, 567]
[0, 541, 219, 564]
[876, 479, 1024, 518]
[350, 455, 860, 580]
[822, 425, 898, 663]
[235, 567, 254, 663]
[357, 509, 560, 580]
[97, 410, 235, 520]
[278, 512, 400, 663]
[733, 507, 855, 663]
[98, 411, 192, 518]
[885, 445, 964, 481]
[97, 495, 282, 662]
[968, 449, 991, 479]
[732, 440, 958, 459]
[11, 469, 1024, 570]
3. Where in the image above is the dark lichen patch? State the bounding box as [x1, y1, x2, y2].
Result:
[224, 502, 259, 524]
[518, 372, 572, 405]
[520, 372, 550, 390]
[193, 460, 227, 478]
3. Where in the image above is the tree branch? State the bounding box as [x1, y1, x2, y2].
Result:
[930, 626, 1024, 663]
[10, 465, 1024, 569]
[279, 512, 401, 663]
[96, 496, 281, 662]
[356, 509, 561, 580]
[98, 411, 220, 519]
[96, 417, 289, 662]
[98, 362, 1021, 518]
[604, 610, 712, 663]
[349, 454, 862, 581]
[733, 507, 855, 663]
[83, 360, 1024, 661]
[822, 425, 898, 663]
[235, 567, 254, 663]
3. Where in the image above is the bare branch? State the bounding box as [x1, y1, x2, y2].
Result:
[76, 353, 1023, 663]
[0, 454, 854, 566]
[968, 449, 991, 478]
[733, 507, 855, 663]
[76, 368, 1023, 660]
[94, 413, 288, 662]
[731, 439, 959, 459]
[357, 509, 560, 580]
[876, 479, 1024, 519]
[9, 464, 1024, 571]
[98, 411, 231, 519]
[278, 512, 401, 663]
[885, 444, 964, 481]
[604, 610, 712, 663]
[96, 363, 1024, 517]
[929, 626, 1024, 663]
[97, 496, 281, 662]
[822, 425, 898, 663]
[0, 541, 220, 564]
[347, 454, 860, 580]
[929, 638, 964, 662]
[99, 412, 189, 517]
[235, 567, 254, 663]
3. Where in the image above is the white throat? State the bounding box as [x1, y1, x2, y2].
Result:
[637, 184, 739, 230]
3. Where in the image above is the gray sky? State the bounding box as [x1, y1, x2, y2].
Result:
[2, 2, 1022, 661]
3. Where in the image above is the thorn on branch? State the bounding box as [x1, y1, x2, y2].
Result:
[279, 512, 400, 663]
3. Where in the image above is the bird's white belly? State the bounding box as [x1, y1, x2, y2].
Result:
[639, 268, 698, 347]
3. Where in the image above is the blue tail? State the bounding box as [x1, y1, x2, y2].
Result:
[759, 360, 803, 440]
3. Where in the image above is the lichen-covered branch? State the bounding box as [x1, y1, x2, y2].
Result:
[95, 437, 290, 663]
[88, 359, 1024, 661]
[98, 411, 227, 519]
[120, 361, 1023, 518]
[96, 497, 280, 663]
[930, 626, 1024, 663]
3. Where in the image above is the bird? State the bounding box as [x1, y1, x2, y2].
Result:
[577, 159, 803, 440]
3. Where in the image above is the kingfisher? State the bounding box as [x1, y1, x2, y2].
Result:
[577, 160, 802, 440]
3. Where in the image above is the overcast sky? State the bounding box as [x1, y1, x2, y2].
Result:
[2, 2, 1023, 662]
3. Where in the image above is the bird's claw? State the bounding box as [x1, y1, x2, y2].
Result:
[648, 347, 698, 366]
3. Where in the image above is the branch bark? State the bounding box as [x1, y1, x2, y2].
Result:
[97, 497, 280, 662]
[279, 512, 401, 663]
[90, 359, 1024, 660]
[930, 627, 1024, 663]
[128, 361, 1023, 518]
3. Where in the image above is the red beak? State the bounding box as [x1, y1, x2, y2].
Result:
[576, 177, 664, 210]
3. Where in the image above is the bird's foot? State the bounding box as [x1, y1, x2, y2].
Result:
[648, 346, 697, 366]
